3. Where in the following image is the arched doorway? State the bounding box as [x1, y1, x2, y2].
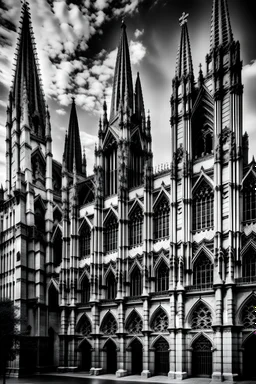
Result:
[106, 339, 117, 373]
[131, 339, 143, 374]
[80, 340, 91, 371]
[154, 337, 169, 375]
[243, 335, 256, 379]
[192, 335, 212, 377]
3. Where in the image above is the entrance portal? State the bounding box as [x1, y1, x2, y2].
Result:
[131, 339, 143, 374]
[155, 337, 169, 375]
[80, 340, 91, 371]
[106, 339, 117, 373]
[243, 335, 256, 379]
[192, 335, 212, 377]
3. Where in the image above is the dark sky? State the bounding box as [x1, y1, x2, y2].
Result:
[0, 0, 256, 183]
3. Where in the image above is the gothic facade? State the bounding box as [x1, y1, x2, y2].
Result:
[0, 0, 256, 381]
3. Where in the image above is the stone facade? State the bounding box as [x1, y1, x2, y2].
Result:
[0, 0, 256, 381]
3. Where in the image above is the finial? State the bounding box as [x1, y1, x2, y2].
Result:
[121, 17, 126, 28]
[179, 12, 189, 26]
[71, 96, 75, 104]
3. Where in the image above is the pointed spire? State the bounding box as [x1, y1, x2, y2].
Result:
[45, 105, 51, 138]
[21, 78, 29, 128]
[82, 146, 87, 177]
[210, 0, 233, 51]
[109, 20, 133, 123]
[198, 63, 204, 87]
[63, 97, 83, 174]
[103, 97, 108, 131]
[12, 1, 46, 137]
[135, 72, 145, 122]
[175, 12, 193, 78]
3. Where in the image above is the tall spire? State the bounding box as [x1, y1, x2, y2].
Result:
[63, 98, 82, 174]
[109, 20, 133, 123]
[175, 12, 193, 79]
[134, 72, 145, 122]
[209, 0, 233, 51]
[12, 1, 46, 138]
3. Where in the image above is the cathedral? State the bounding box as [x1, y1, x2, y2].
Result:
[1, 0, 256, 381]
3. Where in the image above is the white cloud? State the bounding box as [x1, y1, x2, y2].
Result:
[129, 40, 146, 65]
[134, 28, 144, 38]
[56, 109, 66, 115]
[0, 100, 7, 108]
[243, 60, 256, 80]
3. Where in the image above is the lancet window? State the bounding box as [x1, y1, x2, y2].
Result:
[129, 143, 144, 188]
[53, 228, 62, 267]
[242, 251, 256, 281]
[106, 272, 117, 300]
[151, 309, 168, 332]
[191, 303, 212, 329]
[156, 261, 169, 292]
[80, 223, 91, 258]
[154, 197, 170, 240]
[104, 214, 118, 253]
[130, 267, 142, 297]
[243, 177, 256, 222]
[81, 276, 90, 304]
[193, 253, 213, 290]
[126, 312, 143, 334]
[129, 207, 143, 247]
[104, 143, 117, 196]
[101, 313, 117, 335]
[80, 316, 92, 336]
[242, 300, 256, 329]
[192, 183, 214, 231]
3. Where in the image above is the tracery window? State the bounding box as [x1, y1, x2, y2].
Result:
[243, 251, 256, 280]
[154, 198, 170, 240]
[81, 276, 90, 304]
[104, 215, 118, 252]
[156, 262, 169, 292]
[126, 312, 143, 334]
[80, 223, 91, 258]
[129, 207, 143, 247]
[242, 300, 256, 329]
[101, 314, 117, 335]
[106, 272, 117, 300]
[193, 184, 214, 231]
[80, 317, 92, 336]
[191, 303, 212, 329]
[243, 177, 256, 221]
[151, 309, 168, 332]
[193, 253, 213, 290]
[130, 267, 142, 297]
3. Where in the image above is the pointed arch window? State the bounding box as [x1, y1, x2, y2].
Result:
[101, 313, 117, 335]
[105, 142, 117, 196]
[130, 267, 142, 297]
[191, 303, 212, 329]
[242, 299, 256, 329]
[80, 223, 91, 258]
[104, 214, 118, 253]
[243, 177, 256, 222]
[126, 312, 143, 334]
[53, 229, 62, 267]
[81, 276, 90, 304]
[48, 285, 59, 311]
[106, 272, 117, 300]
[192, 184, 214, 231]
[151, 309, 168, 332]
[242, 251, 256, 281]
[129, 207, 143, 247]
[156, 262, 169, 292]
[80, 316, 92, 336]
[154, 197, 170, 240]
[193, 253, 213, 290]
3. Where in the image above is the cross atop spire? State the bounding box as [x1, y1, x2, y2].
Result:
[175, 12, 193, 79]
[179, 12, 189, 26]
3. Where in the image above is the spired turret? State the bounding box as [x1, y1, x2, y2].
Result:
[11, 0, 46, 140]
[63, 98, 83, 174]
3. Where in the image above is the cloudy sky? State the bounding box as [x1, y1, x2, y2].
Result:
[0, 0, 256, 184]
